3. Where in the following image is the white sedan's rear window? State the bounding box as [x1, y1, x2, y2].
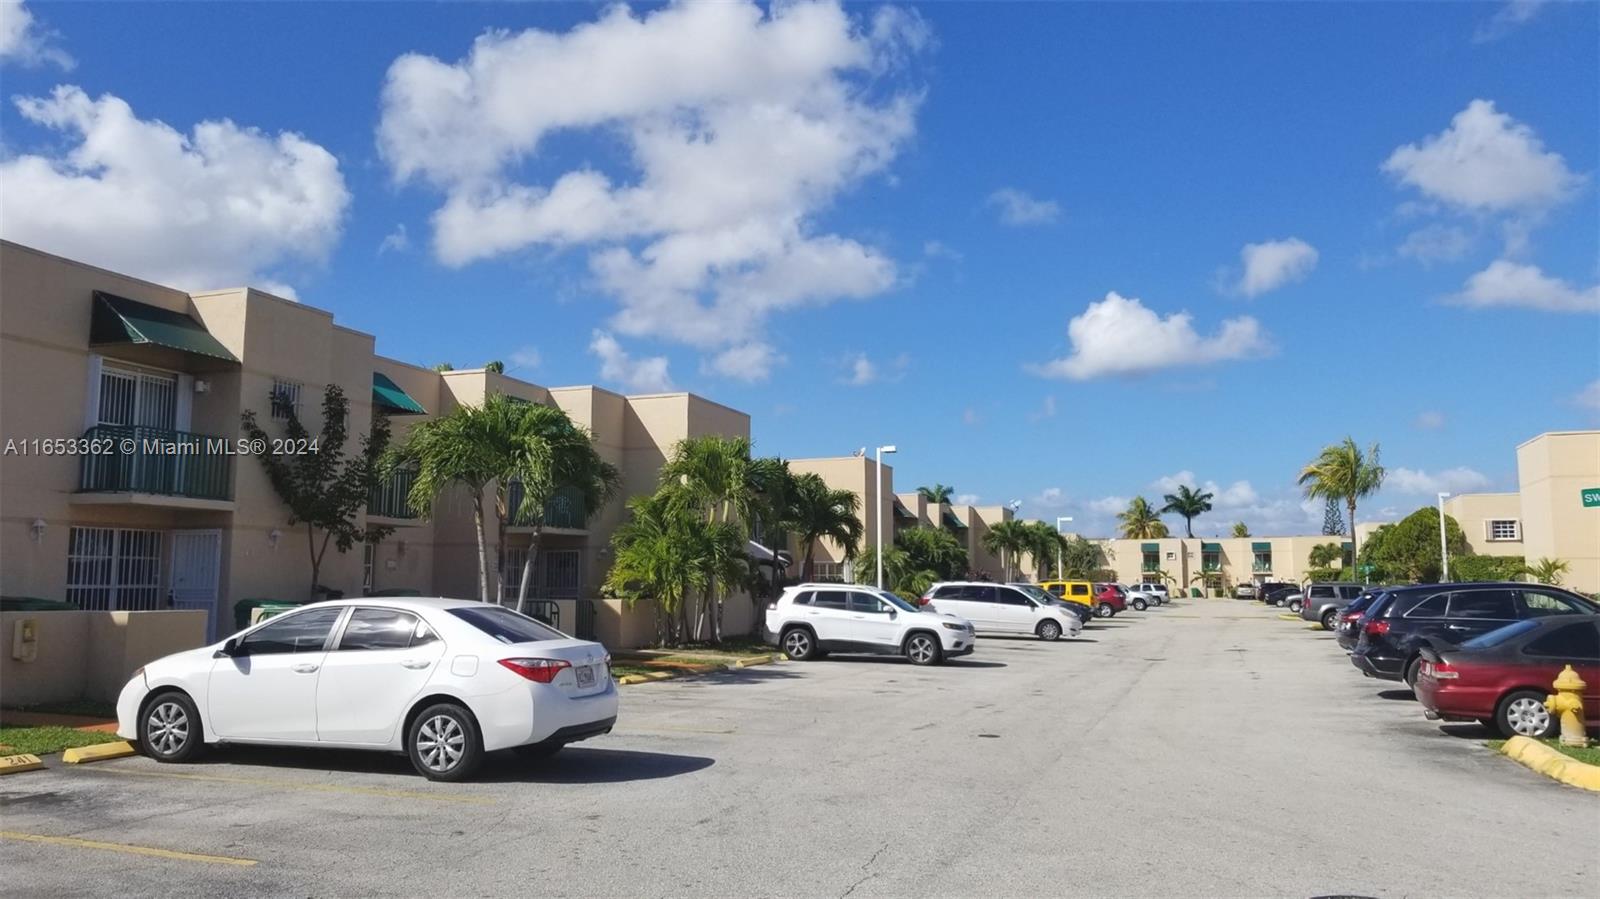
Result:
[449, 606, 565, 644]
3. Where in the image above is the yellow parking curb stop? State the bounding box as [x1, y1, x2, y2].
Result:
[734, 654, 779, 668]
[0, 754, 44, 775]
[1276, 613, 1300, 621]
[1500, 736, 1600, 792]
[62, 741, 136, 764]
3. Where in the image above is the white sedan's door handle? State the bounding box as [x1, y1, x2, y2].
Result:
[400, 659, 432, 670]
[292, 663, 319, 674]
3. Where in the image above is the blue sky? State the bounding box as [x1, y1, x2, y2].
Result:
[3, 0, 1596, 537]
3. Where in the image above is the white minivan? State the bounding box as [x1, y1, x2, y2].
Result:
[922, 582, 1084, 641]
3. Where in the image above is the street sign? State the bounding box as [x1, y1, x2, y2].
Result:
[1585, 487, 1600, 508]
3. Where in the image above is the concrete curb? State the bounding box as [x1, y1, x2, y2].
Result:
[0, 754, 44, 775]
[616, 653, 783, 685]
[62, 741, 137, 764]
[1500, 736, 1600, 791]
[733, 654, 782, 669]
[1276, 613, 1300, 621]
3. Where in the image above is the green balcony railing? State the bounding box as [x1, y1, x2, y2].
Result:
[78, 425, 232, 501]
[368, 466, 418, 519]
[508, 483, 588, 529]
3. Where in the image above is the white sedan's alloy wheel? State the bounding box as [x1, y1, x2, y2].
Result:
[145, 699, 190, 757]
[417, 714, 467, 773]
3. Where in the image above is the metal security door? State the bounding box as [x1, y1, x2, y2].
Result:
[170, 529, 222, 640]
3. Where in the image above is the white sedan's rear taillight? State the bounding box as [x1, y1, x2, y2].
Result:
[499, 658, 572, 684]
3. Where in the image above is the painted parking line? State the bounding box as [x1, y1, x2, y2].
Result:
[90, 765, 496, 805]
[0, 830, 258, 867]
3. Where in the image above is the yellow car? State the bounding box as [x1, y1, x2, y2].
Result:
[1038, 580, 1095, 612]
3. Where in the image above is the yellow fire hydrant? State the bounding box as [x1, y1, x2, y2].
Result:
[1544, 665, 1588, 748]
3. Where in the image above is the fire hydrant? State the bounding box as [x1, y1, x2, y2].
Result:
[1544, 665, 1588, 748]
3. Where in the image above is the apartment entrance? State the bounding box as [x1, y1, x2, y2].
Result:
[170, 529, 222, 639]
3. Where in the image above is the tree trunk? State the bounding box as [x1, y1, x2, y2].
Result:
[803, 541, 815, 582]
[515, 525, 541, 615]
[1347, 498, 1359, 564]
[306, 524, 319, 600]
[472, 491, 490, 603]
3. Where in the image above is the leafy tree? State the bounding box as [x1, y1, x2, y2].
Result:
[895, 526, 968, 580]
[505, 405, 620, 613]
[1356, 506, 1468, 583]
[484, 360, 504, 374]
[1058, 535, 1109, 579]
[1453, 554, 1528, 582]
[242, 385, 392, 599]
[1527, 557, 1570, 586]
[1117, 496, 1169, 539]
[1231, 521, 1250, 538]
[1160, 485, 1214, 538]
[917, 483, 955, 504]
[1321, 497, 1345, 536]
[433, 362, 454, 372]
[1308, 541, 1344, 569]
[604, 493, 723, 646]
[981, 520, 1033, 581]
[783, 473, 863, 582]
[1299, 437, 1385, 560]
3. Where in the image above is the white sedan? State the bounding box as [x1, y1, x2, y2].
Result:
[116, 597, 617, 781]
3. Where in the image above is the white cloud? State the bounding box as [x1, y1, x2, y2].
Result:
[1028, 395, 1057, 422]
[1233, 237, 1318, 297]
[987, 187, 1060, 226]
[1029, 291, 1268, 380]
[589, 330, 673, 393]
[1387, 466, 1493, 495]
[1396, 224, 1473, 266]
[378, 1, 926, 368]
[922, 239, 962, 261]
[1474, 0, 1548, 43]
[953, 493, 980, 506]
[842, 353, 878, 386]
[1032, 487, 1068, 509]
[0, 87, 348, 292]
[1574, 380, 1600, 412]
[1151, 471, 1198, 494]
[1450, 260, 1599, 313]
[705, 341, 782, 382]
[378, 224, 410, 255]
[1087, 496, 1127, 515]
[508, 346, 542, 372]
[838, 351, 906, 386]
[1414, 410, 1446, 430]
[0, 0, 72, 68]
[1383, 99, 1580, 213]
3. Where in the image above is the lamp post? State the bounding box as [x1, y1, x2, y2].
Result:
[1005, 499, 1022, 580]
[1437, 492, 1451, 582]
[875, 445, 898, 589]
[1056, 516, 1073, 578]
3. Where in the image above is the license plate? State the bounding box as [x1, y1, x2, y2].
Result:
[574, 665, 595, 688]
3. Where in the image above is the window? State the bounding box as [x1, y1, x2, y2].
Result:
[98, 363, 178, 430]
[1523, 622, 1600, 660]
[1404, 594, 1448, 618]
[848, 593, 887, 614]
[1309, 585, 1333, 599]
[791, 591, 814, 606]
[997, 588, 1033, 606]
[362, 541, 376, 595]
[1340, 586, 1364, 599]
[1518, 590, 1590, 618]
[951, 585, 996, 603]
[239, 608, 343, 655]
[269, 378, 302, 421]
[810, 561, 845, 583]
[810, 590, 848, 609]
[337, 608, 425, 651]
[1142, 550, 1160, 572]
[1486, 519, 1520, 541]
[1461, 619, 1540, 650]
[66, 527, 163, 611]
[1446, 590, 1516, 620]
[1069, 583, 1089, 597]
[1045, 584, 1064, 596]
[448, 606, 564, 644]
[1253, 550, 1272, 572]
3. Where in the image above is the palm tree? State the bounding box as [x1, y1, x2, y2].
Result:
[783, 473, 864, 582]
[1117, 497, 1170, 539]
[1161, 485, 1215, 538]
[981, 520, 1032, 581]
[604, 493, 707, 645]
[1231, 522, 1250, 538]
[1298, 437, 1386, 560]
[917, 484, 954, 504]
[1527, 557, 1570, 586]
[507, 404, 620, 614]
[895, 526, 969, 580]
[1016, 520, 1066, 579]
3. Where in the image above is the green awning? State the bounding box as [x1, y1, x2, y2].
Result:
[90, 291, 238, 362]
[1141, 542, 1160, 552]
[942, 509, 967, 530]
[1202, 542, 1222, 552]
[372, 372, 426, 415]
[1252, 541, 1272, 552]
[893, 498, 915, 520]
[1342, 541, 1354, 550]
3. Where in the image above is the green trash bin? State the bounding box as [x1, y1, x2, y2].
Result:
[234, 597, 315, 632]
[0, 596, 77, 612]
[1190, 587, 1202, 598]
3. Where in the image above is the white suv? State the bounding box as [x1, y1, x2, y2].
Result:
[921, 582, 1084, 641]
[765, 585, 975, 666]
[1132, 583, 1171, 605]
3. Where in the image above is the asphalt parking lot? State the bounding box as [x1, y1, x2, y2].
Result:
[2, 600, 1595, 898]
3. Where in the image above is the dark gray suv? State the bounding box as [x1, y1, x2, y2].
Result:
[1297, 582, 1366, 629]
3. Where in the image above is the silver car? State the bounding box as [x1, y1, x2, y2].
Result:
[1297, 582, 1366, 628]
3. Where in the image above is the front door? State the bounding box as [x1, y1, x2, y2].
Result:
[170, 529, 222, 640]
[993, 587, 1037, 633]
[845, 591, 900, 650]
[208, 607, 343, 742]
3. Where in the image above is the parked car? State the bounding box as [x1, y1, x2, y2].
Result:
[1008, 583, 1093, 624]
[1038, 579, 1096, 615]
[1415, 615, 1600, 738]
[923, 582, 1084, 641]
[117, 597, 618, 782]
[1299, 582, 1368, 629]
[1233, 583, 1257, 600]
[1350, 582, 1600, 688]
[767, 584, 975, 665]
[1092, 583, 1128, 617]
[1123, 584, 1159, 608]
[1133, 582, 1172, 604]
[1103, 582, 1149, 612]
[1335, 589, 1391, 651]
[1258, 582, 1298, 607]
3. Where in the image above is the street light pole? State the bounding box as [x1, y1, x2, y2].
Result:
[875, 445, 897, 589]
[1056, 516, 1073, 578]
[1006, 499, 1022, 581]
[1437, 492, 1451, 582]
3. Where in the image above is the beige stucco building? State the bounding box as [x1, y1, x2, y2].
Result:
[0, 241, 755, 659]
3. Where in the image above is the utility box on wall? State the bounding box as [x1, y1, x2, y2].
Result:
[11, 617, 39, 662]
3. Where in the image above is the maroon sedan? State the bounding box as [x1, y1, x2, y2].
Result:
[1092, 583, 1128, 618]
[1415, 614, 1600, 738]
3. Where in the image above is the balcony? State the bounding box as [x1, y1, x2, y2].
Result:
[76, 425, 232, 506]
[508, 483, 588, 530]
[368, 466, 419, 521]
